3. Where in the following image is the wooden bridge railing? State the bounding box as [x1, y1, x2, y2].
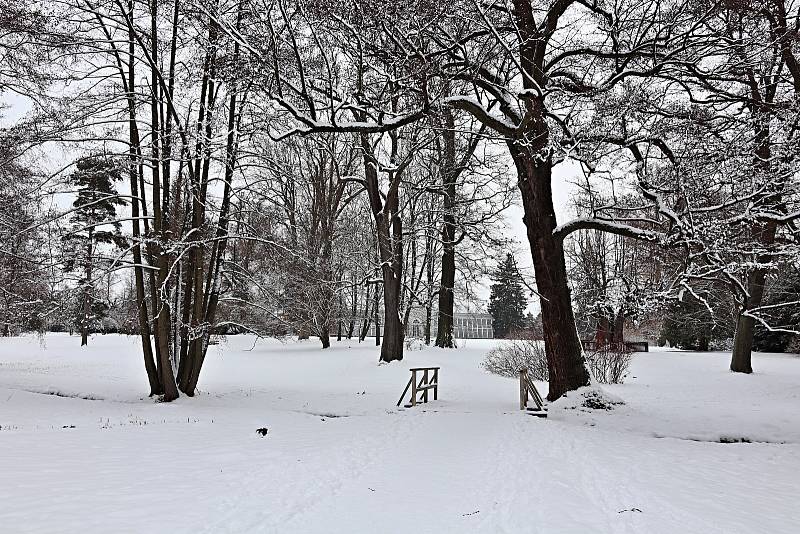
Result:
[519, 368, 547, 417]
[397, 367, 439, 408]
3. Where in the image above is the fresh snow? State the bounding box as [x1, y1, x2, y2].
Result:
[1, 334, 798, 533]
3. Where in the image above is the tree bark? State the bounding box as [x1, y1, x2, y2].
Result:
[81, 229, 92, 347]
[380, 278, 404, 361]
[320, 327, 331, 348]
[513, 144, 590, 401]
[373, 282, 381, 346]
[124, 0, 160, 395]
[148, 0, 179, 402]
[435, 146, 456, 347]
[613, 309, 625, 344]
[182, 5, 243, 395]
[730, 270, 768, 373]
[358, 127, 405, 361]
[435, 238, 456, 348]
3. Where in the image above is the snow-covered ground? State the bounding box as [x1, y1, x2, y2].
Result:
[1, 334, 798, 533]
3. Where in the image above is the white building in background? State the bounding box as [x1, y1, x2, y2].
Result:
[360, 310, 494, 340]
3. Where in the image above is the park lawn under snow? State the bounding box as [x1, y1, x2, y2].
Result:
[0, 334, 798, 533]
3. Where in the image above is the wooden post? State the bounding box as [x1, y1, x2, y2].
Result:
[433, 368, 438, 400]
[519, 368, 527, 410]
[422, 368, 429, 403]
[411, 369, 417, 407]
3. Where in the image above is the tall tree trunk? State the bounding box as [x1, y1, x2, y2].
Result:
[730, 111, 777, 373]
[81, 231, 92, 347]
[433, 107, 480, 348]
[177, 14, 218, 394]
[513, 145, 590, 401]
[125, 0, 160, 395]
[358, 127, 404, 360]
[373, 283, 381, 346]
[435, 109, 458, 349]
[181, 5, 243, 395]
[148, 0, 179, 402]
[347, 277, 356, 339]
[424, 302, 432, 345]
[435, 108, 457, 348]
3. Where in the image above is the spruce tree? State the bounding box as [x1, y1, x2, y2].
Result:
[488, 253, 528, 338]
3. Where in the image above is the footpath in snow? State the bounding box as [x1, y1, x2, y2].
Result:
[0, 334, 798, 533]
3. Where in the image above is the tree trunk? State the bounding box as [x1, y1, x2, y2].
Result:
[613, 309, 625, 344]
[124, 7, 160, 393]
[424, 304, 432, 345]
[81, 231, 92, 347]
[595, 314, 609, 345]
[513, 145, 590, 400]
[731, 269, 768, 373]
[730, 108, 777, 373]
[181, 6, 243, 396]
[434, 107, 459, 348]
[359, 283, 372, 342]
[80, 291, 89, 346]
[380, 278, 404, 361]
[320, 327, 331, 348]
[347, 278, 356, 339]
[147, 0, 179, 402]
[435, 241, 456, 348]
[374, 284, 381, 346]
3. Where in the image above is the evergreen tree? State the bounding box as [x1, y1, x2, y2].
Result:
[488, 254, 527, 338]
[658, 289, 735, 351]
[752, 270, 800, 353]
[62, 156, 125, 346]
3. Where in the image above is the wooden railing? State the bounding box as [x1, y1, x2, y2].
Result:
[519, 368, 547, 417]
[582, 341, 649, 352]
[397, 367, 439, 408]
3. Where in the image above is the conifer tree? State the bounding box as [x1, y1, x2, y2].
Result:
[62, 156, 125, 346]
[488, 254, 527, 338]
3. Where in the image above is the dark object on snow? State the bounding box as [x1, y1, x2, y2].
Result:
[62, 425, 76, 429]
[581, 390, 623, 410]
[396, 367, 439, 408]
[256, 427, 269, 436]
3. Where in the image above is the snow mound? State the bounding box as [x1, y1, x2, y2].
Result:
[551, 386, 625, 412]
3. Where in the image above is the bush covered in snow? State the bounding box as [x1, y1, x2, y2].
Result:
[484, 339, 633, 384]
[482, 337, 548, 380]
[404, 337, 425, 351]
[585, 343, 633, 384]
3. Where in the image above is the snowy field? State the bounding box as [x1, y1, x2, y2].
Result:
[1, 334, 798, 533]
